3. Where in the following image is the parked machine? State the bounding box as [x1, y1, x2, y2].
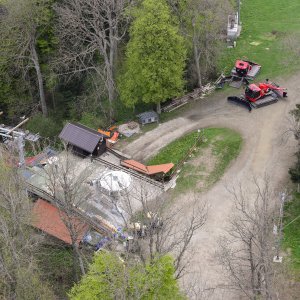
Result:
[227, 79, 288, 111]
[217, 59, 261, 89]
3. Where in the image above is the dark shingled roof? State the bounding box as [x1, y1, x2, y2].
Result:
[59, 122, 107, 153]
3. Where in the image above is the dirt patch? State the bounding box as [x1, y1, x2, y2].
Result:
[189, 147, 217, 189]
[190, 147, 216, 172]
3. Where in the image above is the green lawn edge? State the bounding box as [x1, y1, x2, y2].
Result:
[283, 192, 300, 279]
[147, 128, 242, 193]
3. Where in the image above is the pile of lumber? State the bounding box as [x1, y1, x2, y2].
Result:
[161, 80, 218, 113]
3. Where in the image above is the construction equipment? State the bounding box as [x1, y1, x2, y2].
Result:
[98, 127, 119, 147]
[217, 60, 261, 89]
[227, 79, 287, 111]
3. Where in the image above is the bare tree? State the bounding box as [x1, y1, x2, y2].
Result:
[45, 151, 94, 278]
[218, 178, 276, 300]
[54, 0, 130, 120]
[111, 184, 207, 279]
[183, 0, 232, 88]
[0, 0, 51, 117]
[0, 149, 54, 299]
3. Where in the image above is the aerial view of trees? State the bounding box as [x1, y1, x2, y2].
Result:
[118, 0, 186, 113]
[2, 0, 300, 298]
[0, 0, 230, 131]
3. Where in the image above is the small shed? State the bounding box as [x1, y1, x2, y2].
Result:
[137, 111, 159, 125]
[59, 122, 109, 157]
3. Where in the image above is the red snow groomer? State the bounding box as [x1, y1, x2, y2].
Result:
[229, 60, 261, 88]
[227, 79, 287, 111]
[216, 59, 261, 89]
[232, 60, 260, 78]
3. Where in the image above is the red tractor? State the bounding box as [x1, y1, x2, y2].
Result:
[228, 79, 288, 111]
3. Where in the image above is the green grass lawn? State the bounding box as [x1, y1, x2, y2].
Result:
[147, 128, 242, 193]
[283, 193, 300, 278]
[220, 0, 300, 79]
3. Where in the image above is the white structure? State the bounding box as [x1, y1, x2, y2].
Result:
[97, 170, 132, 196]
[227, 12, 241, 47]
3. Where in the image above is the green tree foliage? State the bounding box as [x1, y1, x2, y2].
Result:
[118, 0, 186, 112]
[69, 251, 185, 300]
[289, 151, 300, 184]
[289, 105, 300, 185]
[26, 113, 62, 138]
[0, 0, 55, 117]
[180, 0, 231, 88]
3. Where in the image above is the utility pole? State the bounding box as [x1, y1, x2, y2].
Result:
[0, 118, 32, 169]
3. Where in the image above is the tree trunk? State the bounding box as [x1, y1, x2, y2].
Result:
[248, 238, 257, 298]
[193, 42, 202, 88]
[156, 102, 161, 114]
[107, 68, 115, 122]
[102, 46, 115, 122]
[72, 242, 86, 276]
[31, 43, 48, 117]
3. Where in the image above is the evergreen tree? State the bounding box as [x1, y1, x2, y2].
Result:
[118, 0, 186, 113]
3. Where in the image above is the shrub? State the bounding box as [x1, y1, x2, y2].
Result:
[26, 113, 61, 138]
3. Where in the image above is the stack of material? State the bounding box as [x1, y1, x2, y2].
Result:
[118, 122, 140, 137]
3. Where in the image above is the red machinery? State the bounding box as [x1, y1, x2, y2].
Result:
[217, 59, 262, 89]
[232, 60, 261, 80]
[228, 79, 288, 111]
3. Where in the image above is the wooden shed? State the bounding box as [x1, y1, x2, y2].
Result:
[59, 122, 109, 157]
[137, 111, 159, 125]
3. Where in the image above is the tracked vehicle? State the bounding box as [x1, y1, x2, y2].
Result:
[227, 79, 287, 111]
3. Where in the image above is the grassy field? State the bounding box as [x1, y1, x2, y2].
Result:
[147, 128, 242, 193]
[220, 0, 300, 79]
[283, 193, 300, 279]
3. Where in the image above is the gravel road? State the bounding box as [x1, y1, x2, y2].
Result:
[121, 74, 300, 299]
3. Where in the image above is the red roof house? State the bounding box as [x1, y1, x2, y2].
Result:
[31, 199, 88, 245]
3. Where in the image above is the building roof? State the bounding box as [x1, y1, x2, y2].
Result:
[25, 148, 57, 167]
[59, 123, 108, 153]
[31, 199, 88, 245]
[137, 111, 159, 121]
[147, 163, 174, 175]
[121, 160, 174, 175]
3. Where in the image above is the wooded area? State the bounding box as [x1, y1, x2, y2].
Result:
[0, 0, 232, 136]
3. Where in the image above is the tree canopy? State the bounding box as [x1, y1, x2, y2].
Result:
[118, 0, 186, 112]
[69, 251, 185, 300]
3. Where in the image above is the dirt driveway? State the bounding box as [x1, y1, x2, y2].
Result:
[120, 74, 300, 299]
